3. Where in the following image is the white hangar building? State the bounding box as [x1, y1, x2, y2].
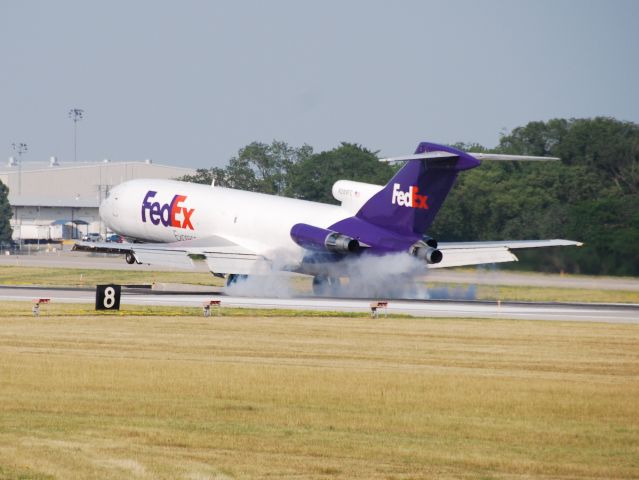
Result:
[0, 158, 195, 242]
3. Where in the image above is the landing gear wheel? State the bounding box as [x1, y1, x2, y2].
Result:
[125, 252, 136, 264]
[226, 274, 248, 287]
[312, 275, 341, 296]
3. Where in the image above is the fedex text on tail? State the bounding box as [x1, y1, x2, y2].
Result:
[391, 183, 429, 209]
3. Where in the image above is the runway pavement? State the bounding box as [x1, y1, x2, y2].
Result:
[2, 250, 639, 291]
[1, 285, 637, 323]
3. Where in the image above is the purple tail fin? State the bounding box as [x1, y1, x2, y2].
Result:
[355, 142, 480, 235]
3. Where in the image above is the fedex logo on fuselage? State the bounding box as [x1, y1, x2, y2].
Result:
[141, 190, 195, 230]
[391, 183, 429, 209]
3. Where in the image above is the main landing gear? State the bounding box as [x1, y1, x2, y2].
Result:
[312, 275, 341, 296]
[226, 274, 248, 287]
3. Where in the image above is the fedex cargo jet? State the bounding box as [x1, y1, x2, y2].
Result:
[76, 141, 582, 295]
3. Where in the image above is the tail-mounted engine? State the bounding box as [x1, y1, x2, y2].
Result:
[410, 238, 443, 264]
[290, 223, 364, 254]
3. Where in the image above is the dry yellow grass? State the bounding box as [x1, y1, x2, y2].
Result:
[0, 302, 638, 479]
[0, 265, 222, 288]
[476, 284, 639, 303]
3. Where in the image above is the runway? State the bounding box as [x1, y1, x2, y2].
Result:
[2, 251, 639, 291]
[1, 285, 637, 323]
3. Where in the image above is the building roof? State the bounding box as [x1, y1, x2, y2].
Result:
[10, 195, 99, 208]
[0, 160, 192, 174]
[2, 160, 195, 207]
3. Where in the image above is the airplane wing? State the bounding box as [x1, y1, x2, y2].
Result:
[432, 239, 583, 269]
[75, 236, 582, 274]
[74, 236, 265, 275]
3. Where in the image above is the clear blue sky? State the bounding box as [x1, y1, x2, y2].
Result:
[1, 0, 637, 168]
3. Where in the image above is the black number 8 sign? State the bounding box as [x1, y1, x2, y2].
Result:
[95, 284, 121, 310]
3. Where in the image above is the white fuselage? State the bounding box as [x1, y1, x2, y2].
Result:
[100, 179, 352, 258]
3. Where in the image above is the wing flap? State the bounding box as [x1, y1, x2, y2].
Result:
[204, 252, 263, 275]
[200, 239, 266, 275]
[133, 247, 195, 269]
[73, 240, 134, 254]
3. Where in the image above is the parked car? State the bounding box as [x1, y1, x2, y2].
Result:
[106, 234, 124, 243]
[82, 233, 102, 242]
[0, 241, 20, 252]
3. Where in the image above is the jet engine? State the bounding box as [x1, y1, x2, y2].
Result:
[410, 240, 443, 264]
[290, 223, 363, 254]
[422, 235, 438, 249]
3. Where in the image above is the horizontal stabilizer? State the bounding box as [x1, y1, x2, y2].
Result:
[379, 151, 560, 163]
[469, 153, 560, 161]
[379, 151, 458, 163]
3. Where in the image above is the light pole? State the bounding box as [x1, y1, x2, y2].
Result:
[68, 108, 84, 162]
[11, 142, 28, 196]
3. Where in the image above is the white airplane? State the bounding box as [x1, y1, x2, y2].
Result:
[76, 141, 582, 295]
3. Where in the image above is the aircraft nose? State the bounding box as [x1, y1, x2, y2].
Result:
[99, 195, 111, 219]
[100, 186, 120, 219]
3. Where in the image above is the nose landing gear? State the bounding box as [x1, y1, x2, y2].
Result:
[125, 252, 141, 264]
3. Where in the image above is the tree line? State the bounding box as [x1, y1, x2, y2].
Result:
[181, 117, 639, 276]
[0, 116, 633, 274]
[0, 181, 11, 244]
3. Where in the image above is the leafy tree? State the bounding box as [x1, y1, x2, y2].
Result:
[499, 117, 639, 194]
[448, 142, 491, 154]
[180, 167, 228, 186]
[433, 117, 639, 275]
[224, 141, 311, 194]
[555, 117, 639, 194]
[179, 141, 313, 195]
[287, 142, 395, 204]
[0, 180, 13, 243]
[564, 195, 639, 275]
[177, 119, 639, 275]
[498, 119, 569, 157]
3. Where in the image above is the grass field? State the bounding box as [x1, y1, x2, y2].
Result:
[0, 265, 223, 288]
[0, 265, 638, 304]
[473, 284, 639, 303]
[0, 302, 637, 479]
